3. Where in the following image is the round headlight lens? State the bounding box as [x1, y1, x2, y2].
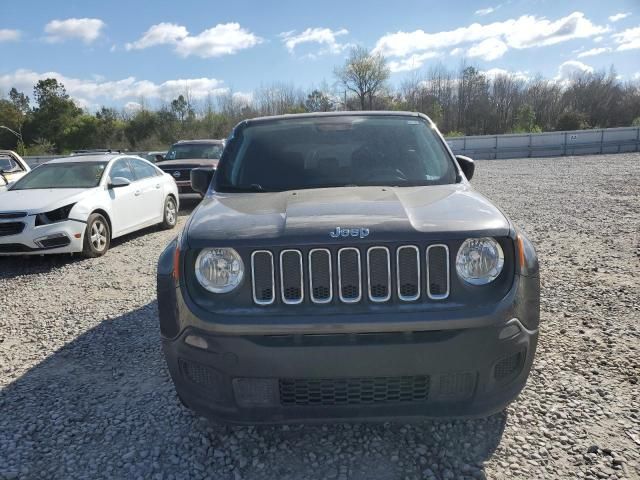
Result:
[195, 248, 244, 293]
[456, 238, 504, 285]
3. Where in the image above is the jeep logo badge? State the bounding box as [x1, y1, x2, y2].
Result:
[173, 171, 181, 178]
[330, 227, 370, 239]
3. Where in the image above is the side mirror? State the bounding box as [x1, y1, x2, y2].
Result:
[191, 167, 215, 196]
[455, 155, 475, 181]
[109, 177, 132, 188]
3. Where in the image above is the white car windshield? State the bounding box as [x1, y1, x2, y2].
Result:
[11, 162, 108, 190]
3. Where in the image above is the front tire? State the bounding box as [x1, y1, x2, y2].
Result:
[161, 196, 178, 230]
[82, 213, 111, 258]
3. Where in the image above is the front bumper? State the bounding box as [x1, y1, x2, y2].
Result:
[163, 318, 537, 424]
[160, 270, 540, 424]
[0, 217, 85, 255]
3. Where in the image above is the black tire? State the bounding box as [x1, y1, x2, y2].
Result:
[82, 213, 111, 258]
[160, 196, 178, 230]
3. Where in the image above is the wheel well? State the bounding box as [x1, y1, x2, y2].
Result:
[91, 209, 112, 238]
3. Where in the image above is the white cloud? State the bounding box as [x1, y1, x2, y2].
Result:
[0, 69, 229, 107]
[450, 47, 463, 56]
[613, 26, 640, 51]
[608, 12, 631, 22]
[388, 52, 440, 73]
[125, 22, 261, 58]
[44, 18, 105, 44]
[577, 47, 611, 58]
[555, 60, 594, 82]
[467, 37, 509, 60]
[475, 7, 495, 16]
[0, 29, 21, 42]
[280, 27, 350, 56]
[593, 36, 604, 43]
[374, 12, 608, 67]
[124, 101, 143, 113]
[633, 72, 640, 81]
[482, 68, 530, 82]
[125, 23, 188, 50]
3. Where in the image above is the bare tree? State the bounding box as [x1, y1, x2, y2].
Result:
[334, 46, 390, 110]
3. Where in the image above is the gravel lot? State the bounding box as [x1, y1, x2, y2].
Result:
[1, 153, 639, 480]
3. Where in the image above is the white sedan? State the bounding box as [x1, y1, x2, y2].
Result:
[0, 150, 31, 191]
[0, 153, 179, 257]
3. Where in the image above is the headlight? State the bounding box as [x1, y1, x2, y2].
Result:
[35, 203, 76, 226]
[195, 248, 244, 293]
[456, 237, 504, 285]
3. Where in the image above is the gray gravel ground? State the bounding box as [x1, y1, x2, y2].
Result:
[1, 153, 639, 480]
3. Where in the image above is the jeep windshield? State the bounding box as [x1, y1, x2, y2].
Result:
[215, 115, 457, 192]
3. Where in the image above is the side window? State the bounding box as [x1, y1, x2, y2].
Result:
[0, 156, 21, 172]
[109, 159, 135, 182]
[130, 158, 159, 180]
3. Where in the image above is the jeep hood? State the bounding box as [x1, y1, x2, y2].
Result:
[156, 159, 218, 169]
[0, 188, 95, 214]
[187, 184, 511, 247]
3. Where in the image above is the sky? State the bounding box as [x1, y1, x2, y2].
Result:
[0, 0, 639, 111]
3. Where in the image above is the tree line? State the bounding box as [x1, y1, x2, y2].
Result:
[1, 46, 639, 155]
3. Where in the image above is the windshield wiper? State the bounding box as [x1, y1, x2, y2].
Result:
[218, 183, 270, 192]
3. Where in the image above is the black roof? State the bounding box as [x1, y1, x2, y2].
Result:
[245, 111, 430, 125]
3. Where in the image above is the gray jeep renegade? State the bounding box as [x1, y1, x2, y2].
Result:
[157, 112, 540, 424]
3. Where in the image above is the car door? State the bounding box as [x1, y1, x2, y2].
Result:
[129, 158, 164, 224]
[107, 158, 138, 235]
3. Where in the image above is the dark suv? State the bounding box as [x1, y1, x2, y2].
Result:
[156, 139, 224, 195]
[157, 112, 540, 424]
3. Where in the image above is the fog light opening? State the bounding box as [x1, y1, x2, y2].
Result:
[499, 321, 521, 340]
[185, 335, 208, 350]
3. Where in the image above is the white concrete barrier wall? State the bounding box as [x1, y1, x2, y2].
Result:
[446, 127, 640, 159]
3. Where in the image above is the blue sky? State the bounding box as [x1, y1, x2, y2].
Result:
[1, 0, 638, 110]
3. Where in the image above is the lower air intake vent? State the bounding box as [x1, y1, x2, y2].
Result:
[494, 352, 524, 382]
[279, 375, 431, 406]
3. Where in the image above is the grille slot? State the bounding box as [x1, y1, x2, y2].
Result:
[251, 251, 275, 305]
[426, 245, 450, 300]
[397, 246, 420, 301]
[0, 222, 25, 237]
[279, 375, 431, 406]
[338, 248, 362, 303]
[367, 247, 391, 302]
[309, 249, 332, 303]
[280, 250, 304, 304]
[0, 212, 27, 219]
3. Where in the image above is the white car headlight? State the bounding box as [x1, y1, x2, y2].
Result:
[195, 248, 244, 293]
[456, 237, 504, 285]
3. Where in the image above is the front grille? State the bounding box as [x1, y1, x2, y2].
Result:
[427, 245, 450, 299]
[251, 251, 275, 304]
[280, 250, 304, 304]
[279, 375, 430, 406]
[338, 248, 362, 303]
[0, 212, 27, 219]
[0, 222, 25, 237]
[309, 249, 332, 303]
[250, 244, 452, 305]
[367, 247, 391, 302]
[397, 246, 420, 301]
